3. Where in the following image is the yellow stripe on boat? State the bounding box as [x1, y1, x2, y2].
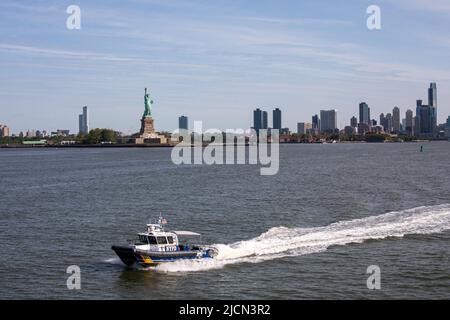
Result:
[141, 255, 153, 264]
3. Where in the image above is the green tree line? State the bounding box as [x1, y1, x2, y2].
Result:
[77, 128, 117, 144]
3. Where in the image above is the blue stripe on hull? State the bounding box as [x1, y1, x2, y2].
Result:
[149, 256, 213, 261]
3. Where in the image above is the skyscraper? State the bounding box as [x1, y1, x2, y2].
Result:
[414, 83, 438, 137]
[350, 116, 357, 128]
[428, 82, 437, 133]
[83, 106, 88, 133]
[78, 114, 83, 134]
[78, 106, 89, 134]
[320, 109, 337, 133]
[392, 106, 400, 133]
[312, 114, 320, 130]
[262, 111, 268, 129]
[178, 115, 188, 130]
[405, 109, 414, 136]
[359, 102, 370, 125]
[379, 113, 385, 128]
[405, 109, 414, 135]
[428, 83, 437, 107]
[416, 99, 434, 137]
[380, 113, 393, 133]
[385, 113, 393, 133]
[253, 108, 262, 133]
[273, 108, 282, 131]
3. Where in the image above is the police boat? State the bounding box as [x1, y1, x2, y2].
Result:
[111, 217, 218, 267]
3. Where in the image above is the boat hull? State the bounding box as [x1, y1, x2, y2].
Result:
[111, 245, 215, 267]
[111, 246, 137, 267]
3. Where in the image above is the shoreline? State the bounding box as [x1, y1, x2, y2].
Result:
[0, 143, 174, 149]
[0, 139, 448, 149]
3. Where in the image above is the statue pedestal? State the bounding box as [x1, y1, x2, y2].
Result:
[135, 116, 168, 144]
[140, 116, 155, 138]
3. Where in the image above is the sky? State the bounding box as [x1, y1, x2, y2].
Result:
[1, 0, 450, 134]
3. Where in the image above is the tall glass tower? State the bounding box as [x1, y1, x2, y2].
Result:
[359, 102, 370, 125]
[428, 83, 437, 133]
[78, 106, 89, 134]
[272, 108, 281, 130]
[273, 108, 282, 130]
[320, 109, 337, 133]
[428, 83, 437, 107]
[178, 115, 188, 130]
[253, 108, 262, 133]
[262, 111, 268, 129]
[392, 106, 400, 133]
[312, 114, 320, 130]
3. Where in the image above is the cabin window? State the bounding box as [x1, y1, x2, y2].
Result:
[157, 236, 168, 244]
[147, 236, 157, 245]
[167, 236, 174, 244]
[139, 235, 147, 243]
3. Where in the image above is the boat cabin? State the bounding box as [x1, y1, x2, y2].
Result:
[134, 223, 201, 252]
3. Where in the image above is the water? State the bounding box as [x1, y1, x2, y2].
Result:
[0, 143, 449, 299]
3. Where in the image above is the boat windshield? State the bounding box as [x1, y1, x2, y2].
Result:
[138, 235, 157, 245]
[157, 236, 168, 244]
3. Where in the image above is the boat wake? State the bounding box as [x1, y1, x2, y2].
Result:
[153, 204, 450, 273]
[104, 257, 124, 265]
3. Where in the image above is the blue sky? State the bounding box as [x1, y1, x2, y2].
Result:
[1, 0, 450, 134]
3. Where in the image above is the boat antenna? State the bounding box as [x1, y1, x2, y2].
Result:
[157, 212, 163, 231]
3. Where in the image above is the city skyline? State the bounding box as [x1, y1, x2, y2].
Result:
[247, 82, 444, 137]
[1, 1, 450, 134]
[2, 81, 447, 139]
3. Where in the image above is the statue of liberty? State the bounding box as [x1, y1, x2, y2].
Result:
[143, 88, 153, 118]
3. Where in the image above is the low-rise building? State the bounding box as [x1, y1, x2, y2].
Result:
[26, 130, 36, 138]
[297, 122, 312, 135]
[344, 126, 356, 135]
[357, 123, 371, 135]
[280, 128, 290, 135]
[371, 125, 385, 134]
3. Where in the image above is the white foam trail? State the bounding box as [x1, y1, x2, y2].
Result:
[104, 257, 124, 265]
[154, 204, 450, 273]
